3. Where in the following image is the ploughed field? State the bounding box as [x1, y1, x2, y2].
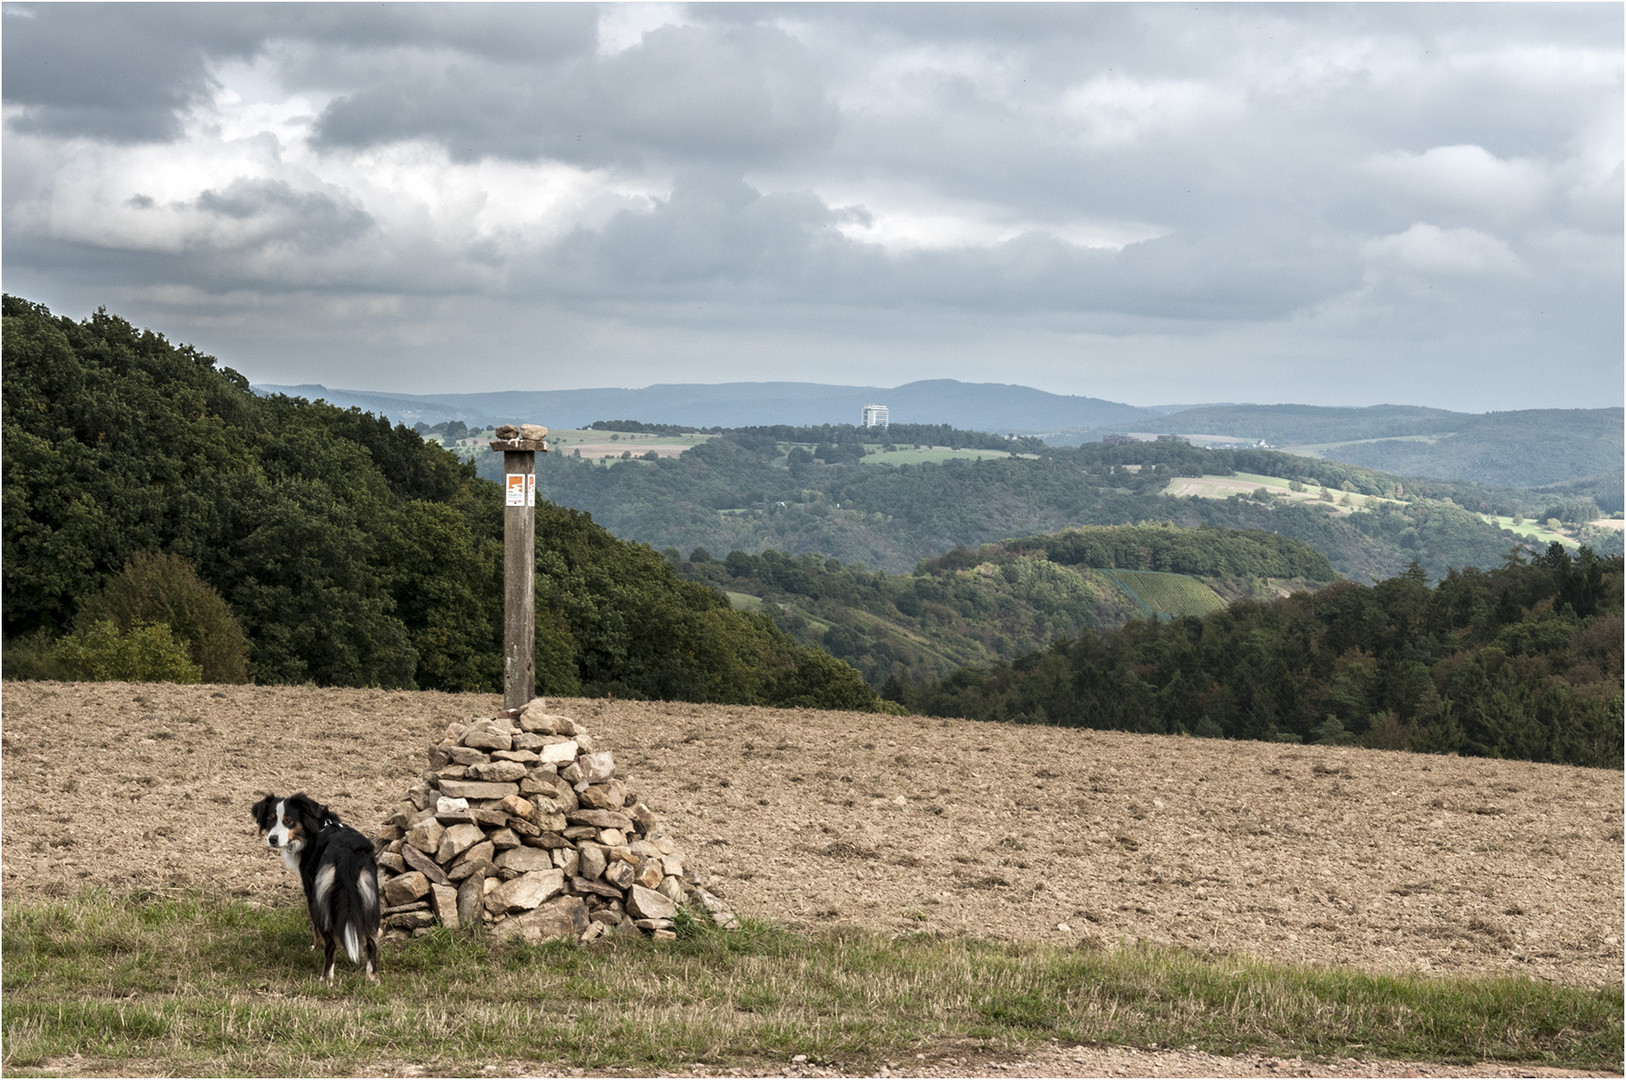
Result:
[1, 681, 1620, 988]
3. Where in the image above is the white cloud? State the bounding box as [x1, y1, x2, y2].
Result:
[1060, 75, 1244, 147]
[1364, 145, 1550, 224]
[1362, 223, 1524, 279]
[595, 3, 690, 57]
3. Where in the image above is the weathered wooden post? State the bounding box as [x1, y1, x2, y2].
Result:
[489, 423, 550, 710]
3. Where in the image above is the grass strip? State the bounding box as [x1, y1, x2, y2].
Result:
[3, 891, 1619, 1076]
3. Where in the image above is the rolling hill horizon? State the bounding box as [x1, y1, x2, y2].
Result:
[254, 379, 1624, 493]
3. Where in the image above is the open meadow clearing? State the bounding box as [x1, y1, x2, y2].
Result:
[2, 681, 1620, 1076]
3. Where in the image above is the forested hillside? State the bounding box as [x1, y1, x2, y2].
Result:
[509, 428, 1591, 584]
[1, 297, 882, 711]
[672, 525, 1338, 691]
[901, 544, 1623, 768]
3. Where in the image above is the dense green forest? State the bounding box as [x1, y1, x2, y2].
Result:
[673, 525, 1338, 690]
[0, 296, 883, 711]
[896, 544, 1622, 768]
[503, 428, 1613, 584]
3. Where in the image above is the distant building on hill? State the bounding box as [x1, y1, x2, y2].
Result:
[1156, 433, 1189, 444]
[861, 404, 890, 428]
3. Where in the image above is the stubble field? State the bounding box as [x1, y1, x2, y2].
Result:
[3, 680, 1618, 987]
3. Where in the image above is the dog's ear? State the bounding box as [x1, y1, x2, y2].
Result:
[250, 794, 277, 830]
[287, 793, 330, 830]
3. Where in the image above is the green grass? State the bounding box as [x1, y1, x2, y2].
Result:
[1480, 515, 1574, 548]
[1279, 434, 1457, 458]
[1104, 570, 1230, 619]
[3, 893, 1619, 1076]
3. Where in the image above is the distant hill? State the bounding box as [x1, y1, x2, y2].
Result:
[254, 382, 1623, 493]
[1156, 403, 1463, 444]
[1153, 403, 1624, 493]
[252, 379, 1170, 433]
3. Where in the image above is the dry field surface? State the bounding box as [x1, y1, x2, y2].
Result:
[2, 681, 1621, 1077]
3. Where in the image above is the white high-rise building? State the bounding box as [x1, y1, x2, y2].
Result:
[861, 404, 890, 428]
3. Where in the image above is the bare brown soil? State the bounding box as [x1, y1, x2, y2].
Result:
[3, 681, 1621, 1077]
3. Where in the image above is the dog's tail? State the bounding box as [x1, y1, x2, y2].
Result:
[326, 832, 382, 970]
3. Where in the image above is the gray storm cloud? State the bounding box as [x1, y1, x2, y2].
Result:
[0, 2, 1618, 410]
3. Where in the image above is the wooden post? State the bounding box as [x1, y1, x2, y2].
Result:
[490, 426, 550, 711]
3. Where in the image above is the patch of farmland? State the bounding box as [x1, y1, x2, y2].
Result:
[2, 680, 1619, 988]
[1101, 569, 1230, 619]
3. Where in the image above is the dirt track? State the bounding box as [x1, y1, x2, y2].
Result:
[3, 681, 1621, 1075]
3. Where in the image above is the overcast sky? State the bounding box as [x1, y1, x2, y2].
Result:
[3, 3, 1621, 412]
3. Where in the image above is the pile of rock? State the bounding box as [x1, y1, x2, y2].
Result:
[373, 700, 736, 945]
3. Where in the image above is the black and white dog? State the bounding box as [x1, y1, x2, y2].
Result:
[250, 793, 381, 982]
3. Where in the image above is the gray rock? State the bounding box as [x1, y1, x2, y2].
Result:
[577, 750, 616, 784]
[404, 818, 446, 858]
[400, 843, 452, 885]
[448, 857, 495, 884]
[522, 831, 574, 850]
[628, 803, 658, 834]
[488, 827, 521, 851]
[456, 871, 487, 927]
[577, 844, 608, 881]
[490, 894, 588, 945]
[539, 739, 579, 765]
[567, 809, 634, 831]
[603, 861, 636, 890]
[492, 749, 541, 764]
[383, 871, 431, 907]
[627, 884, 679, 921]
[377, 852, 407, 874]
[381, 900, 431, 916]
[463, 729, 512, 752]
[484, 868, 566, 915]
[571, 875, 625, 899]
[385, 910, 437, 930]
[436, 823, 485, 864]
[430, 884, 460, 930]
[436, 779, 519, 800]
[494, 846, 555, 874]
[657, 875, 687, 905]
[635, 859, 664, 890]
[634, 918, 675, 931]
[453, 839, 495, 870]
[466, 759, 527, 783]
[446, 746, 490, 765]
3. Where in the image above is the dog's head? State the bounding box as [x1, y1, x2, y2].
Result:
[250, 792, 335, 857]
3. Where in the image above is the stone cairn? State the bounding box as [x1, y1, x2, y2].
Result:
[373, 699, 736, 945]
